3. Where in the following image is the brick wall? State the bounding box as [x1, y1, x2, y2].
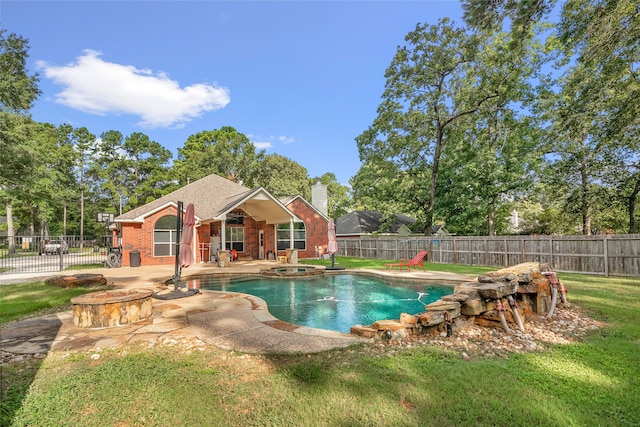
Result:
[286, 198, 328, 259]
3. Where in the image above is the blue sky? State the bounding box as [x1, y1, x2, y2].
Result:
[2, 1, 463, 185]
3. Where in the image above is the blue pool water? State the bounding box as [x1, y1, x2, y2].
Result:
[196, 274, 453, 333]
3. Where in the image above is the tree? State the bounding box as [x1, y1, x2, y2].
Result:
[255, 154, 310, 198]
[462, 0, 557, 37]
[122, 132, 173, 209]
[556, 0, 640, 232]
[57, 125, 96, 245]
[537, 0, 639, 234]
[355, 18, 534, 233]
[174, 126, 265, 187]
[437, 112, 543, 235]
[90, 131, 173, 214]
[0, 29, 40, 253]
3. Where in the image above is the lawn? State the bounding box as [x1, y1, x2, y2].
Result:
[1, 260, 639, 426]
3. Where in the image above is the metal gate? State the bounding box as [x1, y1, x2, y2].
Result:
[0, 235, 115, 275]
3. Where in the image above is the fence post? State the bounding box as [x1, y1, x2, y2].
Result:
[59, 235, 64, 271]
[603, 235, 609, 276]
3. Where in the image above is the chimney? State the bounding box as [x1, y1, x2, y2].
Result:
[311, 182, 328, 217]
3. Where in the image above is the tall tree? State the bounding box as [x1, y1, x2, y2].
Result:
[174, 126, 265, 187]
[557, 0, 640, 232]
[57, 125, 96, 245]
[0, 29, 40, 252]
[437, 112, 542, 235]
[122, 132, 173, 209]
[255, 154, 309, 198]
[355, 18, 535, 233]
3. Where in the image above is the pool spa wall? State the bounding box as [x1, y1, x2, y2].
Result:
[70, 289, 153, 328]
[351, 262, 562, 339]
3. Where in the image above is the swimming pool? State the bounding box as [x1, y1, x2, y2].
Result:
[196, 274, 453, 333]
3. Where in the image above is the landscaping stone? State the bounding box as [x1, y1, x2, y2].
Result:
[372, 319, 405, 331]
[46, 274, 108, 288]
[476, 281, 519, 299]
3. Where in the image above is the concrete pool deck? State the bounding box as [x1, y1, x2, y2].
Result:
[1, 261, 474, 356]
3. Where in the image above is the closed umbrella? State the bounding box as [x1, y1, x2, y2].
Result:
[327, 219, 339, 268]
[179, 203, 196, 269]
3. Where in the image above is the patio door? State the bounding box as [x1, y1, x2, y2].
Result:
[259, 230, 264, 259]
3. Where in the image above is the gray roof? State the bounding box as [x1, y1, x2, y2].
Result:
[335, 211, 415, 235]
[115, 174, 250, 222]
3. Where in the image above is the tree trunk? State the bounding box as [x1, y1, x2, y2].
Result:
[580, 163, 591, 235]
[628, 176, 640, 234]
[80, 188, 84, 249]
[425, 130, 445, 235]
[488, 203, 496, 236]
[6, 199, 15, 254]
[63, 200, 67, 235]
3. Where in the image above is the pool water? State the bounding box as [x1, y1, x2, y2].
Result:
[197, 274, 453, 333]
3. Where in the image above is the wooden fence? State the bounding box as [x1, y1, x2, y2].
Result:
[336, 234, 640, 277]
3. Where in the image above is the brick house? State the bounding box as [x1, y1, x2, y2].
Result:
[114, 174, 331, 267]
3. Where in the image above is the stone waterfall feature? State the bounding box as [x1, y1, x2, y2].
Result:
[350, 262, 567, 339]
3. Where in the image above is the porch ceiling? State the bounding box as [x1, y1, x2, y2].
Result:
[214, 188, 299, 224]
[242, 198, 295, 224]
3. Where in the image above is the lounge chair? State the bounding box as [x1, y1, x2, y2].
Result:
[383, 250, 428, 271]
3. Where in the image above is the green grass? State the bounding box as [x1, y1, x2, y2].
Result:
[2, 262, 639, 426]
[64, 263, 107, 271]
[0, 281, 111, 324]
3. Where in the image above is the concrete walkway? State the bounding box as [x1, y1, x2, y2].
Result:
[1, 261, 473, 356]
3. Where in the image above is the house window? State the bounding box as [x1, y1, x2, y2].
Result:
[225, 226, 244, 252]
[154, 215, 177, 257]
[277, 222, 306, 251]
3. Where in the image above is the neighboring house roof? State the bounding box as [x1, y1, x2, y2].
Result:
[335, 211, 415, 235]
[115, 174, 298, 225]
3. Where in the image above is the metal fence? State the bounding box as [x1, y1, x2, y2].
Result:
[336, 234, 640, 277]
[0, 235, 116, 275]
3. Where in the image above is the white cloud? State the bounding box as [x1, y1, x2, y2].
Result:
[37, 50, 230, 128]
[278, 136, 295, 144]
[252, 141, 273, 149]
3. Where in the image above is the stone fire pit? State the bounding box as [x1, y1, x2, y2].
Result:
[70, 289, 153, 328]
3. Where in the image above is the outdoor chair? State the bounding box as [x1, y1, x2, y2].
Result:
[383, 250, 428, 271]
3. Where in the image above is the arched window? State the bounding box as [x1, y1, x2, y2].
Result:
[154, 215, 177, 256]
[277, 222, 306, 251]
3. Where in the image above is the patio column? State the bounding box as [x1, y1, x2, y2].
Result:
[220, 219, 226, 251]
[289, 218, 294, 249]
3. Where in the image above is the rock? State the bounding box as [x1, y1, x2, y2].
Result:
[46, 274, 108, 288]
[454, 283, 482, 300]
[350, 325, 377, 338]
[400, 313, 418, 325]
[442, 293, 469, 303]
[477, 281, 518, 299]
[518, 277, 551, 294]
[460, 298, 486, 316]
[425, 300, 461, 311]
[372, 320, 406, 331]
[480, 262, 541, 284]
[418, 311, 445, 326]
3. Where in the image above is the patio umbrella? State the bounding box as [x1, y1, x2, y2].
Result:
[179, 203, 196, 269]
[327, 219, 339, 268]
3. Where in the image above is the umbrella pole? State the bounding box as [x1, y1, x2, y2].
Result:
[173, 201, 183, 289]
